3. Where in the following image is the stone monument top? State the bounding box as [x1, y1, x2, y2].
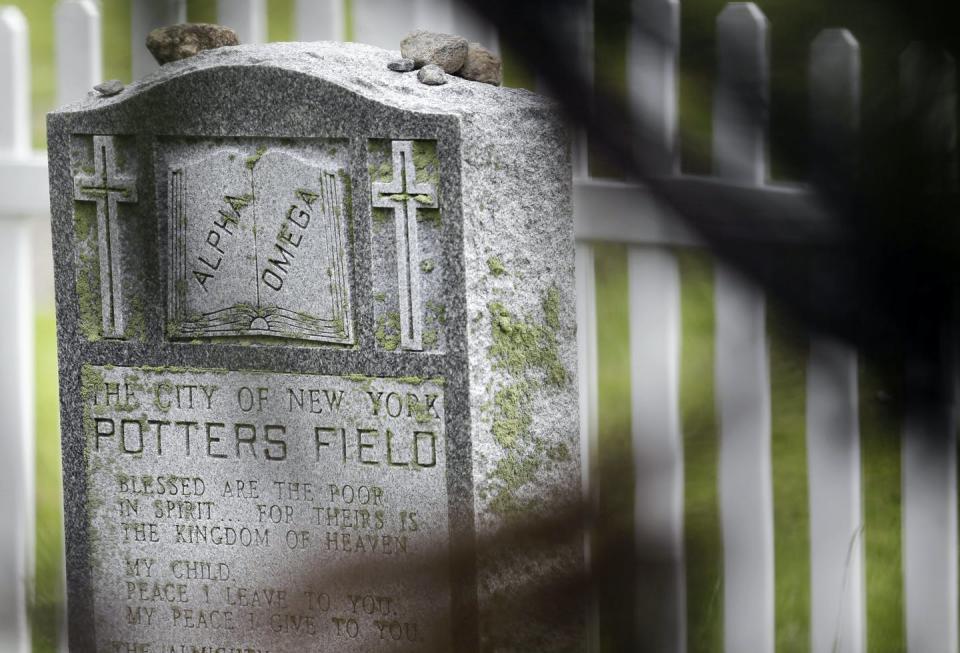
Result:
[63, 40, 522, 117]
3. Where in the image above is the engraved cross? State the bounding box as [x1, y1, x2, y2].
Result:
[74, 135, 137, 339]
[371, 140, 438, 351]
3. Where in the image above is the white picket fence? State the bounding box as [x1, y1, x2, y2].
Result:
[0, 1, 956, 652]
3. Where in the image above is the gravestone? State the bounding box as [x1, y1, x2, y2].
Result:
[49, 41, 583, 652]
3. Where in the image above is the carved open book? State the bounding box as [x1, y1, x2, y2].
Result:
[167, 147, 353, 344]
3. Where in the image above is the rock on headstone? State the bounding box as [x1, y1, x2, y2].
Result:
[48, 41, 583, 652]
[417, 63, 447, 86]
[400, 29, 468, 73]
[93, 79, 125, 97]
[146, 23, 239, 64]
[387, 57, 415, 72]
[458, 42, 502, 86]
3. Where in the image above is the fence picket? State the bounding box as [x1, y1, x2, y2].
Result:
[575, 242, 600, 652]
[0, 218, 33, 653]
[805, 29, 864, 653]
[902, 397, 958, 653]
[351, 0, 418, 50]
[809, 29, 859, 191]
[55, 0, 101, 106]
[899, 43, 959, 653]
[295, 0, 345, 42]
[628, 246, 685, 651]
[218, 0, 266, 44]
[714, 267, 773, 653]
[627, 0, 679, 175]
[806, 340, 863, 653]
[713, 5, 773, 653]
[131, 0, 186, 80]
[0, 6, 28, 155]
[714, 3, 768, 184]
[0, 9, 33, 653]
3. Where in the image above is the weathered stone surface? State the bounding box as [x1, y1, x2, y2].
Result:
[48, 41, 581, 653]
[83, 366, 449, 650]
[400, 29, 468, 73]
[387, 57, 415, 72]
[417, 63, 447, 86]
[93, 79, 124, 96]
[146, 23, 238, 64]
[458, 42, 503, 86]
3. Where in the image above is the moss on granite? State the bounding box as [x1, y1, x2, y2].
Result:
[126, 294, 147, 342]
[543, 286, 561, 331]
[485, 285, 571, 516]
[491, 382, 531, 449]
[244, 145, 267, 170]
[487, 256, 507, 277]
[488, 294, 567, 388]
[74, 201, 103, 341]
[375, 311, 401, 351]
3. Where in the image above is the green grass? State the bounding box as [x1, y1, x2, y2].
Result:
[187, 0, 218, 24]
[593, 243, 637, 652]
[32, 310, 62, 653]
[101, 0, 132, 84]
[860, 360, 906, 653]
[678, 251, 723, 653]
[500, 42, 536, 91]
[768, 306, 811, 653]
[678, 258, 816, 653]
[266, 0, 295, 43]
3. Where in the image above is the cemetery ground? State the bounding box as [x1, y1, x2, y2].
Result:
[12, 0, 908, 650]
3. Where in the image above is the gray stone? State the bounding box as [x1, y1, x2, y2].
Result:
[400, 29, 468, 73]
[146, 23, 239, 65]
[93, 79, 125, 97]
[48, 41, 582, 653]
[417, 63, 447, 86]
[457, 42, 503, 86]
[387, 57, 415, 72]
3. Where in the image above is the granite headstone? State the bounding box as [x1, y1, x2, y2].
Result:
[49, 41, 582, 652]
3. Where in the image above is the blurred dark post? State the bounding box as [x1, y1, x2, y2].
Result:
[899, 43, 959, 652]
[625, 1, 686, 652]
[547, 0, 594, 178]
[805, 28, 865, 653]
[628, 0, 679, 176]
